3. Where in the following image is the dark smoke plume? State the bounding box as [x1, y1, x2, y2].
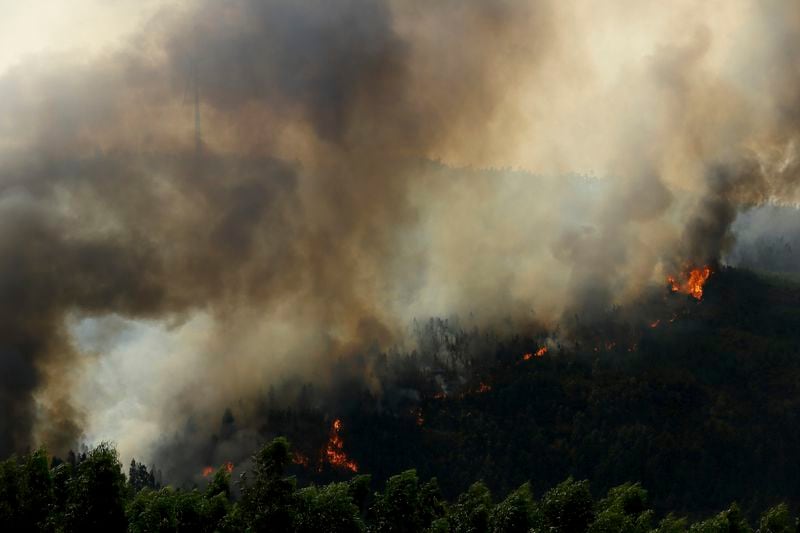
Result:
[0, 0, 549, 456]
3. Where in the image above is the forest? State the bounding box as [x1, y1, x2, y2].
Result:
[0, 436, 796, 532]
[3, 266, 799, 532]
[156, 267, 800, 521]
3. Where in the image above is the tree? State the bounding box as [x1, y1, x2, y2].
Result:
[488, 482, 539, 533]
[688, 503, 752, 533]
[589, 482, 652, 533]
[0, 454, 21, 530]
[62, 442, 128, 532]
[757, 504, 794, 533]
[237, 437, 296, 532]
[18, 449, 54, 531]
[295, 482, 363, 533]
[126, 488, 176, 533]
[652, 514, 688, 533]
[129, 459, 159, 494]
[540, 478, 594, 533]
[370, 469, 423, 533]
[447, 481, 493, 533]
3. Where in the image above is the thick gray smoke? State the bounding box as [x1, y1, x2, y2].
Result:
[0, 0, 798, 469]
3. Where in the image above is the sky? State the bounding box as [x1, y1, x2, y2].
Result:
[0, 0, 174, 74]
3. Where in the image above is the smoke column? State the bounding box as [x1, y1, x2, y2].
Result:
[0, 0, 798, 469]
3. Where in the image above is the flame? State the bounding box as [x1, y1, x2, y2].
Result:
[202, 461, 234, 477]
[523, 346, 548, 361]
[667, 266, 712, 300]
[650, 319, 660, 328]
[292, 452, 310, 467]
[476, 382, 491, 393]
[322, 418, 358, 473]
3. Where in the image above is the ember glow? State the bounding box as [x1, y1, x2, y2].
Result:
[667, 267, 712, 300]
[321, 419, 358, 473]
[523, 346, 548, 361]
[202, 461, 233, 477]
[292, 452, 310, 467]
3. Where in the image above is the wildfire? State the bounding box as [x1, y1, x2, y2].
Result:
[522, 346, 548, 361]
[667, 266, 712, 300]
[201, 461, 233, 477]
[322, 418, 358, 473]
[476, 382, 492, 393]
[650, 319, 660, 328]
[292, 452, 310, 467]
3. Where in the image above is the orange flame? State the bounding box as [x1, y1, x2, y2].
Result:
[523, 346, 547, 361]
[668, 266, 712, 300]
[650, 319, 660, 328]
[322, 418, 358, 473]
[476, 382, 491, 393]
[202, 461, 233, 477]
[292, 452, 310, 467]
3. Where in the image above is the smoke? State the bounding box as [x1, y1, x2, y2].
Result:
[0, 0, 798, 472]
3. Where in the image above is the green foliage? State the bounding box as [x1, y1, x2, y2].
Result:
[651, 514, 688, 533]
[447, 481, 493, 533]
[127, 488, 176, 533]
[126, 474, 232, 533]
[128, 459, 159, 494]
[589, 482, 652, 533]
[295, 482, 363, 533]
[0, 449, 55, 532]
[757, 504, 794, 533]
[62, 442, 128, 532]
[1, 436, 799, 532]
[488, 482, 537, 533]
[541, 478, 595, 533]
[370, 469, 445, 533]
[237, 436, 297, 532]
[688, 503, 752, 533]
[348, 474, 373, 515]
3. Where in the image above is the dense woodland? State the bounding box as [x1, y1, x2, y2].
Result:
[214, 268, 800, 520]
[4, 266, 800, 531]
[1, 437, 798, 532]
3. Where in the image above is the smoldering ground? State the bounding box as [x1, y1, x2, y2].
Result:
[0, 0, 798, 475]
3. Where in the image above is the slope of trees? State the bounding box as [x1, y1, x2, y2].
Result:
[0, 437, 798, 532]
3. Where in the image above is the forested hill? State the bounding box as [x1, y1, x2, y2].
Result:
[260, 267, 800, 519]
[4, 266, 800, 531]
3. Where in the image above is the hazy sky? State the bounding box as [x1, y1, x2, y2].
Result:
[0, 0, 176, 74]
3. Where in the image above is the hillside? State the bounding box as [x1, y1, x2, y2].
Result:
[257, 268, 800, 519]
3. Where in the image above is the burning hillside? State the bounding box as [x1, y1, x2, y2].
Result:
[668, 266, 713, 300]
[320, 419, 358, 473]
[0, 0, 797, 489]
